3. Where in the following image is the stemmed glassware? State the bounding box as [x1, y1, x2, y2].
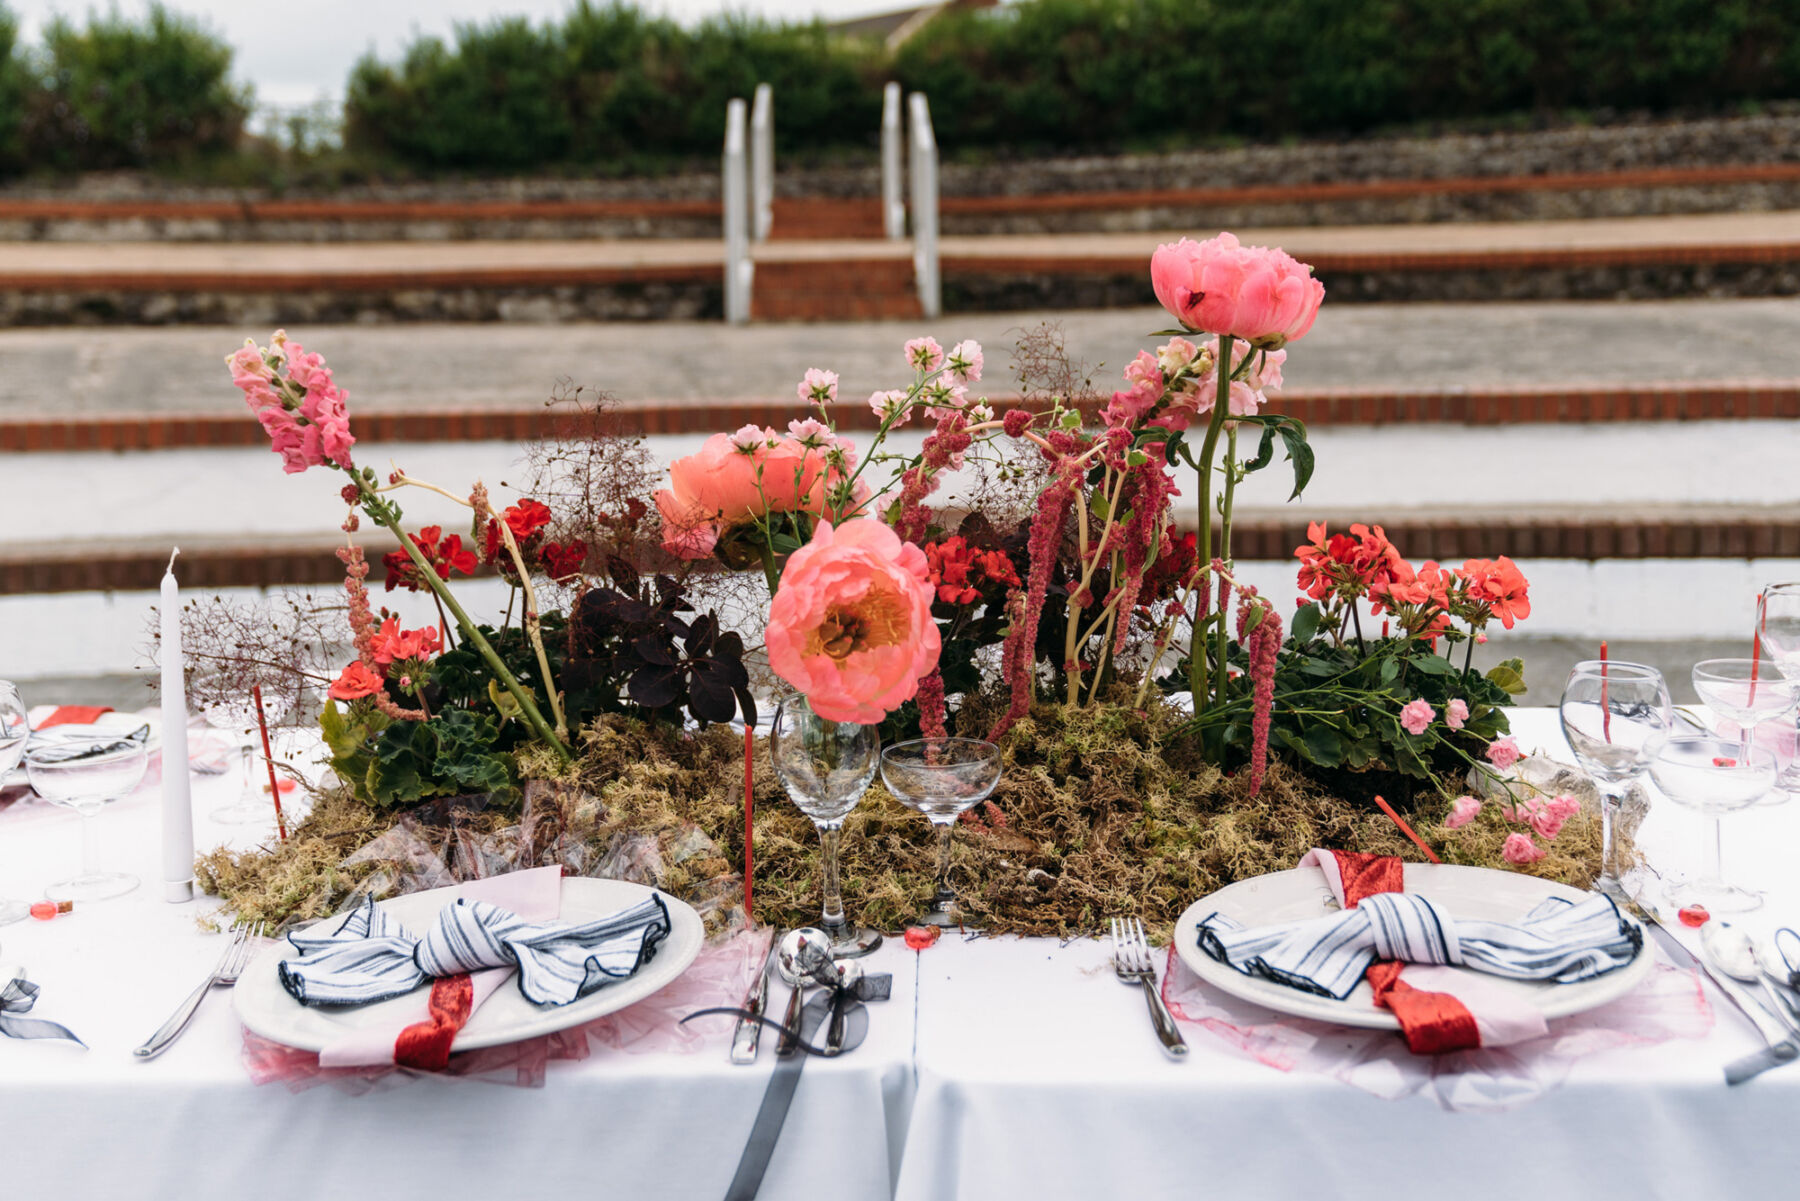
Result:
[1692, 657, 1800, 804]
[24, 734, 149, 902]
[0, 681, 29, 925]
[197, 681, 290, 826]
[1558, 660, 1673, 902]
[880, 738, 1004, 928]
[769, 695, 883, 958]
[1753, 582, 1800, 795]
[1650, 735, 1777, 913]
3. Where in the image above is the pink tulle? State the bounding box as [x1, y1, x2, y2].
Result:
[1159, 942, 1713, 1112]
[241, 927, 773, 1093]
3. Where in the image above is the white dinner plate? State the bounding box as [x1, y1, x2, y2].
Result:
[233, 877, 705, 1053]
[1172, 863, 1652, 1030]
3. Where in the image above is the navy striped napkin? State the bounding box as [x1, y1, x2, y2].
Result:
[279, 892, 672, 1008]
[1197, 891, 1640, 1001]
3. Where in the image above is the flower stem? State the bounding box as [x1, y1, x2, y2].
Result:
[1189, 335, 1236, 712]
[373, 497, 570, 763]
[1213, 424, 1239, 711]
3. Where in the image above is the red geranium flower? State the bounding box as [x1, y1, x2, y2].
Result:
[1458, 556, 1531, 629]
[368, 618, 442, 668]
[923, 536, 1020, 605]
[328, 660, 384, 700]
[383, 525, 478, 592]
[483, 499, 555, 565]
[539, 540, 588, 581]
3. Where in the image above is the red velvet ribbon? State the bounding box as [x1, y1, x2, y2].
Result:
[393, 973, 475, 1071]
[1330, 849, 1481, 1054]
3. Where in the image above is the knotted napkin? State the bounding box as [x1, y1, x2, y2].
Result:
[1197, 849, 1641, 1053]
[0, 968, 84, 1047]
[279, 890, 672, 1012]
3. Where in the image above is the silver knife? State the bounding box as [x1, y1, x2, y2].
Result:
[1638, 900, 1800, 1084]
[730, 933, 779, 1065]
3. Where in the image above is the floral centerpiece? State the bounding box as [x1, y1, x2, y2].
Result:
[189, 235, 1608, 938]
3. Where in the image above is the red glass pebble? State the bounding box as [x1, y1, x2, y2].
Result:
[1712, 757, 1738, 768]
[29, 901, 57, 920]
[1678, 904, 1711, 928]
[904, 926, 941, 950]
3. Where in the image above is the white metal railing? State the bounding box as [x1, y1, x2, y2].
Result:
[750, 83, 774, 243]
[907, 91, 941, 319]
[723, 97, 752, 324]
[881, 82, 905, 241]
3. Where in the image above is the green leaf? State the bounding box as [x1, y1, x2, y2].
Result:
[1289, 602, 1322, 645]
[1302, 722, 1345, 767]
[1243, 421, 1277, 474]
[1378, 656, 1400, 684]
[1487, 659, 1528, 696]
[1410, 653, 1453, 676]
[1274, 418, 1314, 500]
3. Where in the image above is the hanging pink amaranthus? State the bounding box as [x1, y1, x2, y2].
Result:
[1237, 587, 1282, 797]
[1108, 450, 1177, 655]
[987, 459, 1081, 741]
[916, 669, 948, 739]
[893, 411, 973, 544]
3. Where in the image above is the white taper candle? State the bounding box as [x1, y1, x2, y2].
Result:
[160, 548, 195, 903]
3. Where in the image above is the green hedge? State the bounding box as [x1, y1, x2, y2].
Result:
[344, 2, 881, 170]
[0, 6, 24, 172]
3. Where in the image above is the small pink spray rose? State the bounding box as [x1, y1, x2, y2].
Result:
[1445, 699, 1469, 730]
[1502, 833, 1545, 865]
[1399, 699, 1435, 736]
[1486, 736, 1523, 770]
[1445, 795, 1482, 830]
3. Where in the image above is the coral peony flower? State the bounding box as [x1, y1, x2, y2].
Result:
[1445, 795, 1482, 830]
[329, 660, 385, 701]
[798, 368, 839, 406]
[1400, 698, 1435, 736]
[1486, 736, 1523, 770]
[655, 432, 852, 559]
[1150, 233, 1325, 349]
[1445, 698, 1470, 730]
[766, 520, 941, 724]
[1501, 832, 1545, 865]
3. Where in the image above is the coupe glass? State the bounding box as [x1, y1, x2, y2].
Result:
[769, 695, 883, 958]
[198, 684, 290, 826]
[1692, 657, 1800, 804]
[1650, 736, 1777, 913]
[0, 681, 29, 926]
[1755, 582, 1800, 794]
[24, 734, 149, 902]
[1559, 660, 1673, 902]
[880, 738, 1004, 928]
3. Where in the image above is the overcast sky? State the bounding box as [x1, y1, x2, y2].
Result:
[10, 0, 911, 107]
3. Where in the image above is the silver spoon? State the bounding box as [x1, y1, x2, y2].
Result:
[1701, 921, 1800, 1042]
[774, 928, 830, 1056]
[1750, 937, 1800, 1026]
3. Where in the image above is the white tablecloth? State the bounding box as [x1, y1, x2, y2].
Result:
[0, 740, 915, 1201]
[7, 709, 1800, 1200]
[896, 708, 1800, 1201]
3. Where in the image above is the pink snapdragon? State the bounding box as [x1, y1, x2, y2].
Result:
[798, 368, 839, 406]
[227, 331, 356, 475]
[1446, 699, 1469, 730]
[1400, 699, 1435, 736]
[1486, 736, 1523, 770]
[947, 340, 983, 383]
[870, 389, 912, 427]
[905, 337, 946, 374]
[1445, 795, 1482, 830]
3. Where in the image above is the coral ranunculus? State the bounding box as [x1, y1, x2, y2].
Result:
[765, 519, 941, 724]
[655, 432, 852, 559]
[1151, 233, 1325, 349]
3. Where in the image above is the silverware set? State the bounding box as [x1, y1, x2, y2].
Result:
[1109, 916, 1187, 1059]
[133, 920, 263, 1061]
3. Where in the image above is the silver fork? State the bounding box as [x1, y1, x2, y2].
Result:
[133, 921, 264, 1061]
[1110, 916, 1188, 1059]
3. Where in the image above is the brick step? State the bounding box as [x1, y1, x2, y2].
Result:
[5, 380, 1795, 452]
[8, 511, 1795, 595]
[749, 254, 921, 321]
[768, 197, 886, 241]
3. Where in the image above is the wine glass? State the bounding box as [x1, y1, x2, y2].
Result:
[880, 738, 1003, 928]
[0, 681, 30, 926]
[197, 685, 290, 825]
[769, 695, 883, 958]
[1692, 657, 1800, 804]
[1558, 660, 1673, 902]
[1754, 582, 1800, 794]
[24, 734, 149, 902]
[1650, 736, 1777, 913]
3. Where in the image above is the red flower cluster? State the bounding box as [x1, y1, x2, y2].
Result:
[1294, 522, 1409, 605]
[539, 541, 588, 581]
[382, 525, 477, 592]
[1293, 521, 1532, 641]
[923, 536, 1020, 605]
[1458, 556, 1532, 630]
[369, 618, 441, 668]
[482, 499, 554, 564]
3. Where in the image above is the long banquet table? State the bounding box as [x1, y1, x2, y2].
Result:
[5, 709, 1799, 1200]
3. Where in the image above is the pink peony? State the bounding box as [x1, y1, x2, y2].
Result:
[798, 368, 839, 406]
[1400, 698, 1435, 736]
[947, 339, 983, 383]
[655, 432, 850, 559]
[1445, 795, 1482, 830]
[1501, 833, 1546, 865]
[1446, 699, 1469, 730]
[1486, 736, 1523, 770]
[904, 337, 945, 374]
[1151, 233, 1325, 349]
[765, 520, 941, 724]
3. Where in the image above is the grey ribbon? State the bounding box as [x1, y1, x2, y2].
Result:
[0, 973, 85, 1047]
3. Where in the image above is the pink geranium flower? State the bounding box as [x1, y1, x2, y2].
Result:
[1486, 736, 1523, 770]
[655, 432, 851, 559]
[1446, 699, 1469, 730]
[1400, 698, 1435, 736]
[766, 520, 941, 724]
[1150, 233, 1325, 349]
[1445, 795, 1481, 830]
[1502, 832, 1545, 865]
